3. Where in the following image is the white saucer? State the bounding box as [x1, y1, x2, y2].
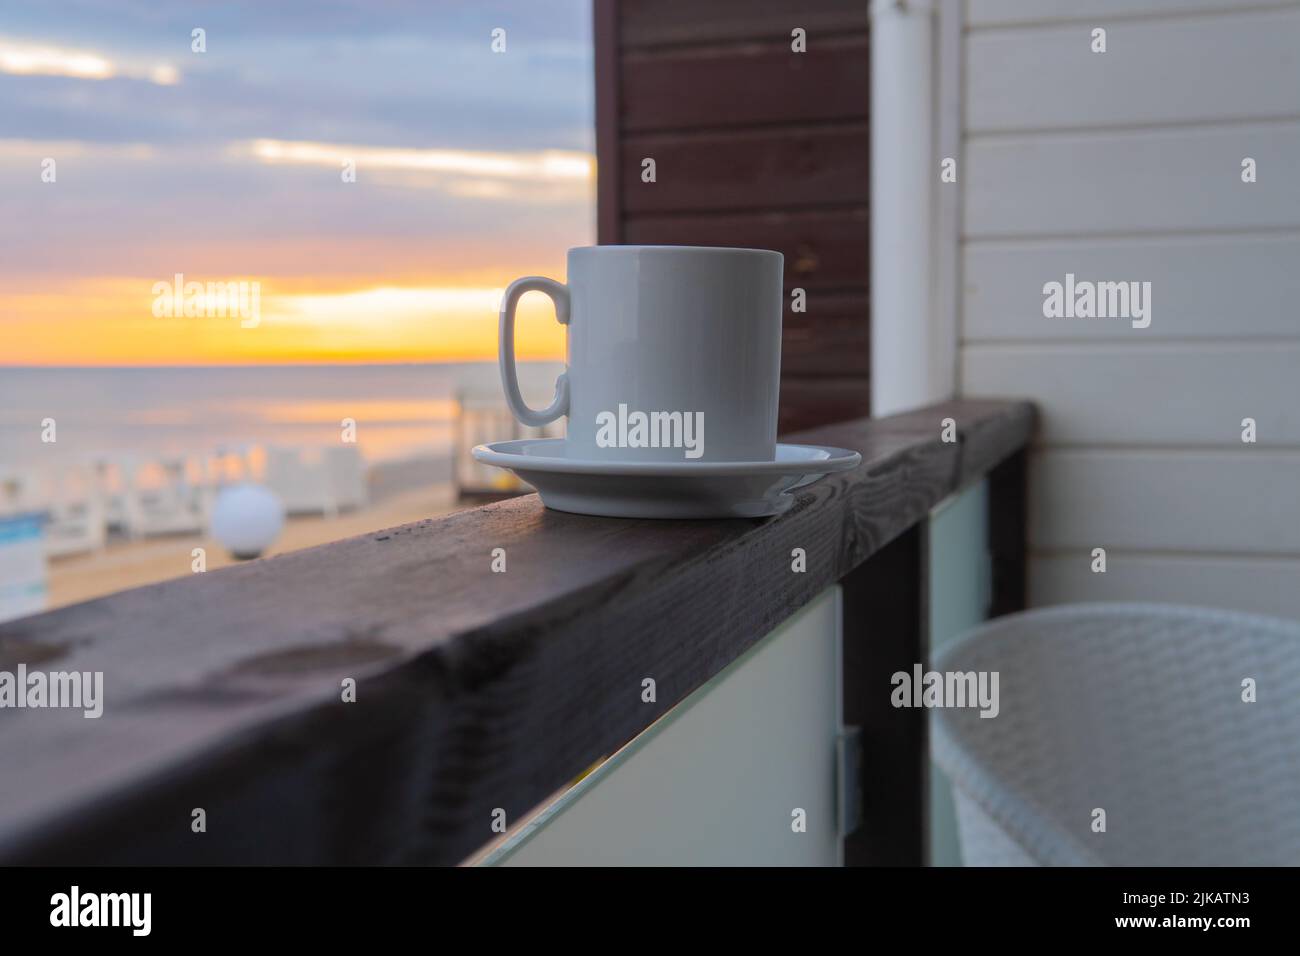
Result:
[471, 439, 862, 518]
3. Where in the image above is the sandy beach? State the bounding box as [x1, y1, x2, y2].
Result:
[46, 481, 465, 610]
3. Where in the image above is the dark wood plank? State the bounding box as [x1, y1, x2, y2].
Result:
[622, 35, 870, 133]
[778, 376, 871, 435]
[621, 124, 869, 214]
[0, 401, 1033, 866]
[864, 399, 1038, 490]
[840, 523, 927, 866]
[782, 291, 870, 377]
[621, 0, 868, 49]
[987, 448, 1029, 618]
[595, 0, 623, 243]
[624, 207, 869, 289]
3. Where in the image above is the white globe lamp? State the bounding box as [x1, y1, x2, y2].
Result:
[211, 483, 285, 560]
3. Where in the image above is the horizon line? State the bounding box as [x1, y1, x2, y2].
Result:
[0, 357, 564, 370]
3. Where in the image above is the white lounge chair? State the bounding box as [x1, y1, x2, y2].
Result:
[0, 468, 35, 516]
[264, 445, 366, 517]
[264, 446, 330, 516]
[5, 464, 107, 558]
[47, 466, 107, 557]
[120, 456, 207, 538]
[93, 456, 136, 536]
[322, 446, 367, 513]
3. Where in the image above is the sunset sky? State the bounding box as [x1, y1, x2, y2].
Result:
[0, 0, 593, 365]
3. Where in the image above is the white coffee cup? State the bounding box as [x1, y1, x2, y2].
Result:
[499, 245, 783, 462]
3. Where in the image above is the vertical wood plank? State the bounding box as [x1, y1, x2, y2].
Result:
[594, 0, 622, 244]
[841, 524, 928, 865]
[986, 448, 1028, 617]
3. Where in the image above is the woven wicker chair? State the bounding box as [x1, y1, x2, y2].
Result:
[932, 603, 1300, 866]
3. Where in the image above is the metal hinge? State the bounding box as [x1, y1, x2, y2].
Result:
[836, 726, 864, 839]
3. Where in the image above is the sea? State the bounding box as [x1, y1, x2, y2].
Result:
[0, 362, 565, 473]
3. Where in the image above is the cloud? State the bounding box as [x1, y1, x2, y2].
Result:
[0, 36, 179, 84]
[0, 138, 156, 159]
[234, 138, 593, 200]
[0, 4, 594, 152]
[0, 0, 596, 366]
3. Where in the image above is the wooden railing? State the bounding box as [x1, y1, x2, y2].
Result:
[0, 399, 1033, 865]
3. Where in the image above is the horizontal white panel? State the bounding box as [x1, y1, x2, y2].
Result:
[1028, 449, 1300, 552]
[487, 589, 842, 866]
[968, 0, 1298, 27]
[962, 343, 1300, 445]
[967, 9, 1300, 132]
[1030, 551, 1300, 621]
[964, 123, 1300, 237]
[963, 233, 1300, 340]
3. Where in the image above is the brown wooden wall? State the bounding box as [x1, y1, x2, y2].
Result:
[594, 0, 871, 434]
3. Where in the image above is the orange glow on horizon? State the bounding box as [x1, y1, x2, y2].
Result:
[0, 275, 569, 366]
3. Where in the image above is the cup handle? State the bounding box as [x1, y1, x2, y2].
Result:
[498, 276, 570, 426]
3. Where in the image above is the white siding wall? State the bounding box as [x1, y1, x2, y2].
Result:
[957, 0, 1300, 617]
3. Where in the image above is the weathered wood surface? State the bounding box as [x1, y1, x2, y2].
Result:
[622, 35, 870, 133]
[623, 207, 870, 289]
[778, 377, 873, 436]
[782, 292, 871, 377]
[621, 124, 870, 214]
[620, 0, 867, 49]
[0, 401, 1033, 865]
